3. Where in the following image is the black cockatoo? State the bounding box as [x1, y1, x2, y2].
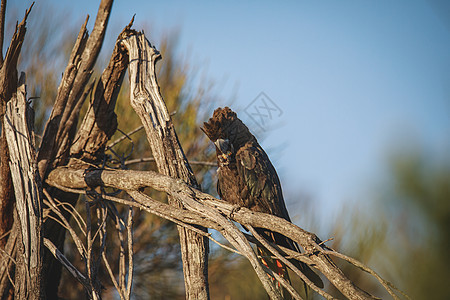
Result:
[202, 107, 323, 299]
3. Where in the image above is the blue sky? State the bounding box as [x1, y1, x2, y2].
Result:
[11, 0, 450, 228]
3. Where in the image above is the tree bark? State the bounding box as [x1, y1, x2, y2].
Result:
[69, 24, 132, 165]
[0, 0, 6, 65]
[35, 1, 114, 297]
[37, 0, 113, 179]
[0, 218, 17, 300]
[0, 1, 31, 251]
[5, 74, 44, 299]
[0, 6, 32, 299]
[120, 32, 210, 300]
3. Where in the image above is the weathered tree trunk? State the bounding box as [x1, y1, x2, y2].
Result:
[69, 27, 131, 166]
[0, 4, 32, 299]
[37, 0, 113, 179]
[0, 0, 24, 251]
[34, 1, 113, 297]
[5, 74, 44, 299]
[120, 32, 210, 300]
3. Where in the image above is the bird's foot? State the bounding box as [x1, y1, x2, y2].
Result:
[229, 204, 242, 219]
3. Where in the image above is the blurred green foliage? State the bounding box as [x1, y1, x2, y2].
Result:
[328, 146, 450, 299]
[384, 149, 450, 299]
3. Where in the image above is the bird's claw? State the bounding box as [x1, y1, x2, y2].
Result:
[229, 205, 242, 219]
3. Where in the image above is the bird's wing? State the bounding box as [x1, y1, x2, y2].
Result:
[235, 141, 291, 221]
[236, 142, 325, 289]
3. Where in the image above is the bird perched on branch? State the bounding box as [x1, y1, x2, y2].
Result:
[202, 107, 323, 299]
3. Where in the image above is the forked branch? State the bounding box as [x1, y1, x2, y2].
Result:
[120, 30, 210, 300]
[47, 167, 406, 300]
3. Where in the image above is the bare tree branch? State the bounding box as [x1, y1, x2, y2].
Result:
[0, 0, 6, 65]
[5, 74, 44, 299]
[107, 125, 144, 149]
[0, 214, 17, 299]
[43, 238, 99, 298]
[0, 1, 33, 253]
[120, 31, 210, 300]
[70, 22, 134, 166]
[35, 5, 130, 297]
[46, 167, 405, 299]
[43, 189, 86, 257]
[125, 206, 133, 299]
[322, 250, 405, 300]
[124, 157, 217, 167]
[38, 0, 114, 178]
[248, 225, 330, 300]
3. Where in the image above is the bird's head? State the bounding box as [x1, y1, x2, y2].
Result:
[202, 107, 255, 150]
[214, 138, 234, 166]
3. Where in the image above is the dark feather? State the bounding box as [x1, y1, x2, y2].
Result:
[203, 107, 324, 294]
[236, 142, 289, 219]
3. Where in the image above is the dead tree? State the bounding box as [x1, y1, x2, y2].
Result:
[0, 0, 408, 299]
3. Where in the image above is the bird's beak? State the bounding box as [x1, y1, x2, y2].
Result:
[214, 139, 233, 165]
[214, 139, 228, 153]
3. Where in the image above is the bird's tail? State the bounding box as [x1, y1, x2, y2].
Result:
[257, 245, 294, 300]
